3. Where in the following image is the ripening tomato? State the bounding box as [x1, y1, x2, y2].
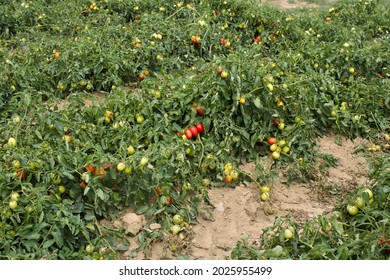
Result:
[267, 137, 277, 145]
[185, 129, 193, 139]
[224, 176, 232, 183]
[221, 71, 228, 79]
[196, 123, 204, 133]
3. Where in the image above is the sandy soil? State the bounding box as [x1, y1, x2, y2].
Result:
[104, 134, 369, 260]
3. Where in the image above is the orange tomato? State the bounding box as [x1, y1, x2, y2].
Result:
[86, 164, 96, 173]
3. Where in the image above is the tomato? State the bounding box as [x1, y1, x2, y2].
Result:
[260, 186, 270, 193]
[185, 129, 193, 139]
[117, 162, 126, 171]
[172, 214, 183, 225]
[267, 137, 277, 145]
[86, 164, 96, 173]
[8, 137, 17, 147]
[355, 197, 365, 208]
[216, 66, 223, 74]
[348, 67, 355, 74]
[221, 71, 229, 79]
[267, 83, 274, 92]
[272, 151, 280, 160]
[9, 200, 18, 210]
[11, 192, 19, 202]
[277, 140, 287, 147]
[196, 106, 205, 115]
[190, 126, 198, 137]
[260, 192, 269, 201]
[95, 167, 105, 181]
[86, 244, 94, 254]
[58, 186, 66, 194]
[196, 123, 204, 133]
[278, 123, 285, 130]
[239, 97, 246, 104]
[170, 225, 181, 235]
[284, 228, 294, 239]
[17, 169, 28, 181]
[347, 205, 358, 216]
[282, 146, 290, 154]
[63, 135, 71, 143]
[294, 116, 302, 124]
[124, 166, 132, 174]
[202, 179, 211, 187]
[224, 163, 233, 171]
[231, 170, 238, 180]
[12, 114, 21, 124]
[363, 188, 373, 199]
[12, 160, 21, 169]
[80, 181, 87, 188]
[224, 176, 232, 183]
[136, 115, 144, 124]
[54, 52, 60, 59]
[127, 145, 135, 155]
[140, 157, 148, 166]
[270, 144, 278, 152]
[272, 119, 279, 127]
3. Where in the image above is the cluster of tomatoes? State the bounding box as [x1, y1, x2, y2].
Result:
[170, 214, 190, 240]
[259, 185, 271, 202]
[183, 123, 205, 140]
[267, 137, 290, 160]
[223, 163, 239, 183]
[346, 188, 373, 216]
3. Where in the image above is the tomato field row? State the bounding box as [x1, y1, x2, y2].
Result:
[0, 0, 389, 259]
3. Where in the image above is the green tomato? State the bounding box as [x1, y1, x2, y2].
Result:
[140, 157, 148, 166]
[170, 225, 182, 235]
[127, 145, 135, 155]
[11, 192, 20, 202]
[347, 205, 358, 216]
[355, 197, 365, 208]
[136, 115, 144, 124]
[284, 228, 294, 239]
[8, 137, 17, 147]
[363, 189, 373, 199]
[272, 151, 280, 160]
[9, 200, 18, 210]
[58, 186, 66, 194]
[117, 162, 126, 171]
[172, 214, 183, 225]
[86, 244, 94, 254]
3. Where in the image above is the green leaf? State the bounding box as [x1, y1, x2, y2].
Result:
[253, 97, 261, 108]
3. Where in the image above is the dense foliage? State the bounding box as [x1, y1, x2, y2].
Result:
[0, 0, 389, 259]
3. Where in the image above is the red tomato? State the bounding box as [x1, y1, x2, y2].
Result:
[185, 129, 193, 139]
[267, 137, 277, 145]
[196, 123, 205, 133]
[190, 126, 198, 137]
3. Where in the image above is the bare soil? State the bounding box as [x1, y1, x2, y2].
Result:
[103, 135, 369, 260]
